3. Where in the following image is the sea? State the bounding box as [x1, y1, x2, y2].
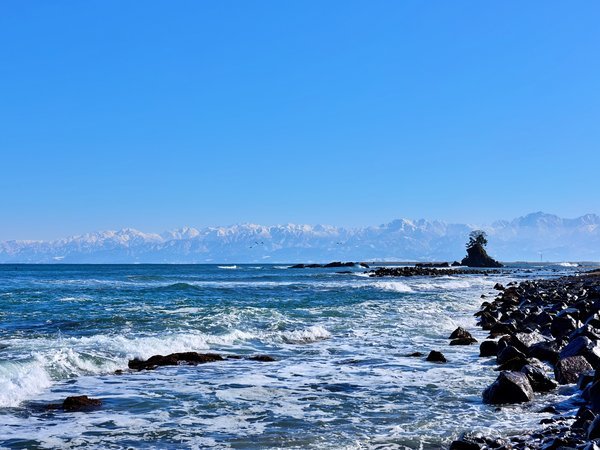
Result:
[0, 262, 594, 449]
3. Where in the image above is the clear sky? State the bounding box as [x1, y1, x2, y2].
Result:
[1, 1, 599, 240]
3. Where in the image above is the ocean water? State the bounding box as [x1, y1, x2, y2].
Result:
[0, 263, 589, 449]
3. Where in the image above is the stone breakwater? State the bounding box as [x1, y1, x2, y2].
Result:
[451, 271, 600, 449]
[368, 266, 502, 277]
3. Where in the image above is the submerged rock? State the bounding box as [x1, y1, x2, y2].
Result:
[62, 396, 102, 412]
[450, 337, 478, 345]
[482, 371, 534, 404]
[128, 352, 276, 371]
[426, 350, 447, 363]
[129, 352, 224, 370]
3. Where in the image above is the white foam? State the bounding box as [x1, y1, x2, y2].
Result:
[558, 262, 579, 267]
[373, 281, 414, 293]
[281, 325, 331, 343]
[0, 360, 53, 407]
[217, 265, 238, 269]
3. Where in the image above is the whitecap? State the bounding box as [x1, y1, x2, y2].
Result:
[372, 281, 414, 293]
[281, 325, 331, 343]
[217, 265, 238, 269]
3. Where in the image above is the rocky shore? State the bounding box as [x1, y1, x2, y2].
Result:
[451, 270, 600, 449]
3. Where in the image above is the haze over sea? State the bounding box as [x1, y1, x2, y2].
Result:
[0, 262, 594, 449]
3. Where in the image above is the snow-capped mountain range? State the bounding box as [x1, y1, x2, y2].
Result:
[1, 212, 599, 263]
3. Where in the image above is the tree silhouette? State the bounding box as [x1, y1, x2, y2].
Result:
[466, 230, 488, 249]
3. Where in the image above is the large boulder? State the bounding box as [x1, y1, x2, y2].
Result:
[461, 244, 503, 268]
[559, 336, 600, 369]
[449, 327, 473, 340]
[479, 340, 499, 357]
[497, 345, 526, 365]
[521, 364, 557, 392]
[554, 355, 594, 384]
[482, 371, 534, 404]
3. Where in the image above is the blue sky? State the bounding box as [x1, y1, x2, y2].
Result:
[1, 1, 599, 240]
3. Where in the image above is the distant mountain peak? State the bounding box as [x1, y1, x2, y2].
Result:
[0, 212, 598, 263]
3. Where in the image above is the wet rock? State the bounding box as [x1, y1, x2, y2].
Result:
[521, 364, 558, 392]
[450, 337, 478, 346]
[247, 355, 276, 362]
[589, 415, 600, 439]
[560, 336, 600, 369]
[494, 283, 505, 291]
[513, 331, 549, 352]
[551, 315, 579, 339]
[555, 356, 594, 385]
[128, 352, 224, 370]
[589, 381, 600, 413]
[426, 350, 447, 363]
[368, 267, 500, 278]
[578, 372, 596, 391]
[479, 340, 499, 357]
[482, 371, 534, 404]
[529, 341, 561, 364]
[449, 327, 474, 340]
[406, 352, 424, 357]
[62, 396, 102, 412]
[497, 345, 526, 365]
[495, 356, 530, 372]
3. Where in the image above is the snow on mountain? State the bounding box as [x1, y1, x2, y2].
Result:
[1, 213, 599, 263]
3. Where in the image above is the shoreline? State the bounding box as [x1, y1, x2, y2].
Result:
[451, 270, 600, 449]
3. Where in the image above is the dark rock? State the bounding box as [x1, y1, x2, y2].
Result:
[461, 243, 502, 268]
[589, 380, 600, 413]
[451, 261, 461, 267]
[482, 371, 534, 404]
[589, 415, 600, 439]
[554, 355, 594, 384]
[323, 261, 356, 268]
[559, 336, 600, 369]
[406, 352, 424, 357]
[426, 351, 447, 363]
[494, 283, 505, 291]
[521, 364, 557, 392]
[128, 352, 224, 371]
[529, 341, 560, 364]
[497, 346, 526, 365]
[247, 355, 276, 362]
[62, 396, 102, 412]
[512, 331, 549, 352]
[449, 327, 474, 340]
[479, 340, 499, 357]
[578, 371, 596, 390]
[450, 337, 478, 346]
[495, 357, 530, 372]
[551, 315, 579, 339]
[539, 405, 559, 413]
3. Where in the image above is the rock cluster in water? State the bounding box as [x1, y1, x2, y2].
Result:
[368, 266, 501, 277]
[290, 261, 370, 269]
[128, 351, 276, 371]
[451, 271, 600, 449]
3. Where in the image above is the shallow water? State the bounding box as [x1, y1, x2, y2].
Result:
[0, 263, 590, 449]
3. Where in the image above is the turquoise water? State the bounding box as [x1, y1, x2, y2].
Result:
[0, 264, 586, 449]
